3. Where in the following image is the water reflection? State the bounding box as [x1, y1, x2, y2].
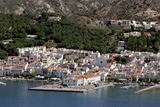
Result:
[1, 81, 160, 107]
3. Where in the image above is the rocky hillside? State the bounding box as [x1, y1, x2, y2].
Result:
[95, 0, 160, 20]
[0, 0, 160, 25]
[0, 0, 117, 14]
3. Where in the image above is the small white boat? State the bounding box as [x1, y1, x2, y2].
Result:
[0, 82, 7, 86]
[121, 84, 139, 89]
[120, 86, 130, 89]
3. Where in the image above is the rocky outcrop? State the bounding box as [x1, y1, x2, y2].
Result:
[0, 0, 159, 26]
[0, 0, 116, 14]
[95, 0, 160, 20]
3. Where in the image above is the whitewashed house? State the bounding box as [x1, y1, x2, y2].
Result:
[130, 32, 141, 37]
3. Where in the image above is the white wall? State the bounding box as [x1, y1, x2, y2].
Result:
[95, 57, 107, 67]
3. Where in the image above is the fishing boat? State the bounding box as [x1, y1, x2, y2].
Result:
[0, 81, 7, 86]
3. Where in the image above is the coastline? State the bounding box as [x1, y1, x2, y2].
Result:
[0, 77, 45, 82]
[1, 77, 160, 94]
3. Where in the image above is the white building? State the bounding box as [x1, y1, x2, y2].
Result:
[52, 68, 72, 79]
[63, 74, 101, 86]
[130, 32, 141, 37]
[94, 51, 107, 67]
[18, 46, 46, 57]
[115, 72, 126, 79]
[118, 41, 126, 47]
[142, 22, 152, 29]
[27, 35, 38, 40]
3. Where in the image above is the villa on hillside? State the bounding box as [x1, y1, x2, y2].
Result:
[110, 20, 131, 26]
[48, 16, 61, 21]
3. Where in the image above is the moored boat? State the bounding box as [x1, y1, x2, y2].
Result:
[0, 81, 7, 86]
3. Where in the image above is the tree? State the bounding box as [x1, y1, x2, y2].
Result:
[8, 73, 12, 77]
[45, 75, 53, 79]
[37, 31, 45, 39]
[6, 44, 19, 56]
[0, 42, 5, 50]
[0, 49, 8, 59]
[14, 73, 20, 78]
[149, 27, 156, 32]
[114, 56, 127, 64]
[41, 12, 49, 21]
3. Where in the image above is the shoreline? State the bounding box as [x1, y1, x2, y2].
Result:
[0, 77, 45, 82]
[2, 77, 160, 94]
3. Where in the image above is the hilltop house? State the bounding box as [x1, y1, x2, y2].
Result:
[110, 20, 131, 25]
[48, 16, 61, 21]
[142, 22, 152, 29]
[110, 20, 119, 25]
[144, 32, 151, 37]
[154, 24, 160, 30]
[2, 39, 13, 45]
[130, 32, 141, 37]
[27, 35, 38, 40]
[120, 20, 131, 25]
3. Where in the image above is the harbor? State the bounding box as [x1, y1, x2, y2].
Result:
[1, 80, 160, 107]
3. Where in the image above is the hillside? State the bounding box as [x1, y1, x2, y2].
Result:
[0, 0, 160, 59]
[0, 0, 160, 26]
[0, 0, 116, 14]
[95, 0, 160, 20]
[0, 13, 119, 59]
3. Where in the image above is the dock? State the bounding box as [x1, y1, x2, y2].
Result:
[28, 84, 112, 93]
[134, 84, 160, 94]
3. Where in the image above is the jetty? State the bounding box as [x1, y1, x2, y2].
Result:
[28, 84, 112, 93]
[134, 84, 160, 94]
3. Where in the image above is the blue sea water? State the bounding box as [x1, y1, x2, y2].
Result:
[0, 80, 160, 107]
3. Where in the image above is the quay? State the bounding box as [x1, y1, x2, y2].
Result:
[28, 84, 112, 93]
[134, 84, 160, 94]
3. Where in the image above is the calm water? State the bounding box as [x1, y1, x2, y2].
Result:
[0, 80, 160, 107]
